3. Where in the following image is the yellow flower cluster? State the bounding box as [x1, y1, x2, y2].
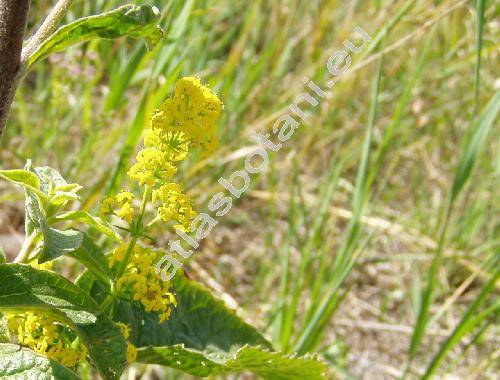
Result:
[128, 77, 222, 188]
[100, 190, 135, 223]
[128, 147, 177, 186]
[125, 77, 221, 231]
[117, 323, 137, 363]
[152, 183, 196, 231]
[111, 243, 177, 323]
[151, 76, 223, 158]
[6, 312, 87, 368]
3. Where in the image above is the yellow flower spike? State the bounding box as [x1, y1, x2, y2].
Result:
[151, 76, 222, 158]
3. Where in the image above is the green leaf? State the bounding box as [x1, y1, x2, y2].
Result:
[0, 169, 47, 202]
[38, 226, 83, 263]
[0, 264, 126, 380]
[0, 264, 99, 317]
[28, 5, 164, 69]
[50, 210, 120, 242]
[75, 270, 99, 294]
[114, 273, 271, 351]
[67, 233, 112, 285]
[137, 345, 327, 379]
[0, 169, 40, 190]
[0, 343, 80, 380]
[32, 166, 67, 194]
[0, 246, 5, 264]
[451, 91, 500, 202]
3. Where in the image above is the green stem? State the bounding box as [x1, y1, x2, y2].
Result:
[116, 185, 151, 279]
[21, 0, 74, 64]
[101, 185, 151, 313]
[14, 232, 39, 263]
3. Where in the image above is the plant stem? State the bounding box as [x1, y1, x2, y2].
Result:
[101, 185, 152, 312]
[0, 0, 30, 139]
[21, 0, 73, 64]
[116, 185, 151, 279]
[14, 232, 39, 263]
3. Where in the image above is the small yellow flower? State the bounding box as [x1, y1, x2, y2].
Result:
[110, 245, 177, 323]
[152, 183, 195, 231]
[128, 147, 177, 186]
[100, 191, 135, 224]
[116, 202, 134, 223]
[6, 312, 87, 368]
[151, 77, 222, 158]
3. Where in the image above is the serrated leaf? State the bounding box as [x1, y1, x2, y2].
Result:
[67, 234, 112, 285]
[50, 210, 120, 242]
[38, 226, 83, 263]
[114, 272, 271, 351]
[0, 264, 126, 380]
[28, 5, 164, 69]
[0, 343, 80, 380]
[137, 345, 328, 379]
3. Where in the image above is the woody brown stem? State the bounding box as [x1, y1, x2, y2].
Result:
[0, 0, 30, 139]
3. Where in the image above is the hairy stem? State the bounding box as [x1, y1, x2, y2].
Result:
[0, 0, 30, 139]
[21, 0, 73, 63]
[14, 231, 39, 263]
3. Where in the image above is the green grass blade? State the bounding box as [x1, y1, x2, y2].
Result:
[422, 268, 499, 379]
[451, 91, 500, 202]
[408, 91, 500, 362]
[293, 56, 383, 354]
[473, 0, 485, 112]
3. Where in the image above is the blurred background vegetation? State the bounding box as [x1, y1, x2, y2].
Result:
[0, 0, 499, 378]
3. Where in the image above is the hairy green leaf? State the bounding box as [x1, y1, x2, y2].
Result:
[137, 345, 327, 379]
[114, 272, 271, 351]
[0, 343, 80, 380]
[0, 264, 126, 380]
[0, 169, 40, 190]
[0, 169, 47, 202]
[28, 5, 164, 69]
[50, 210, 120, 241]
[67, 233, 112, 285]
[38, 226, 83, 263]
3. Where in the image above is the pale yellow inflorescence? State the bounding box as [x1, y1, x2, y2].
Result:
[111, 243, 177, 323]
[6, 312, 87, 368]
[97, 76, 222, 364]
